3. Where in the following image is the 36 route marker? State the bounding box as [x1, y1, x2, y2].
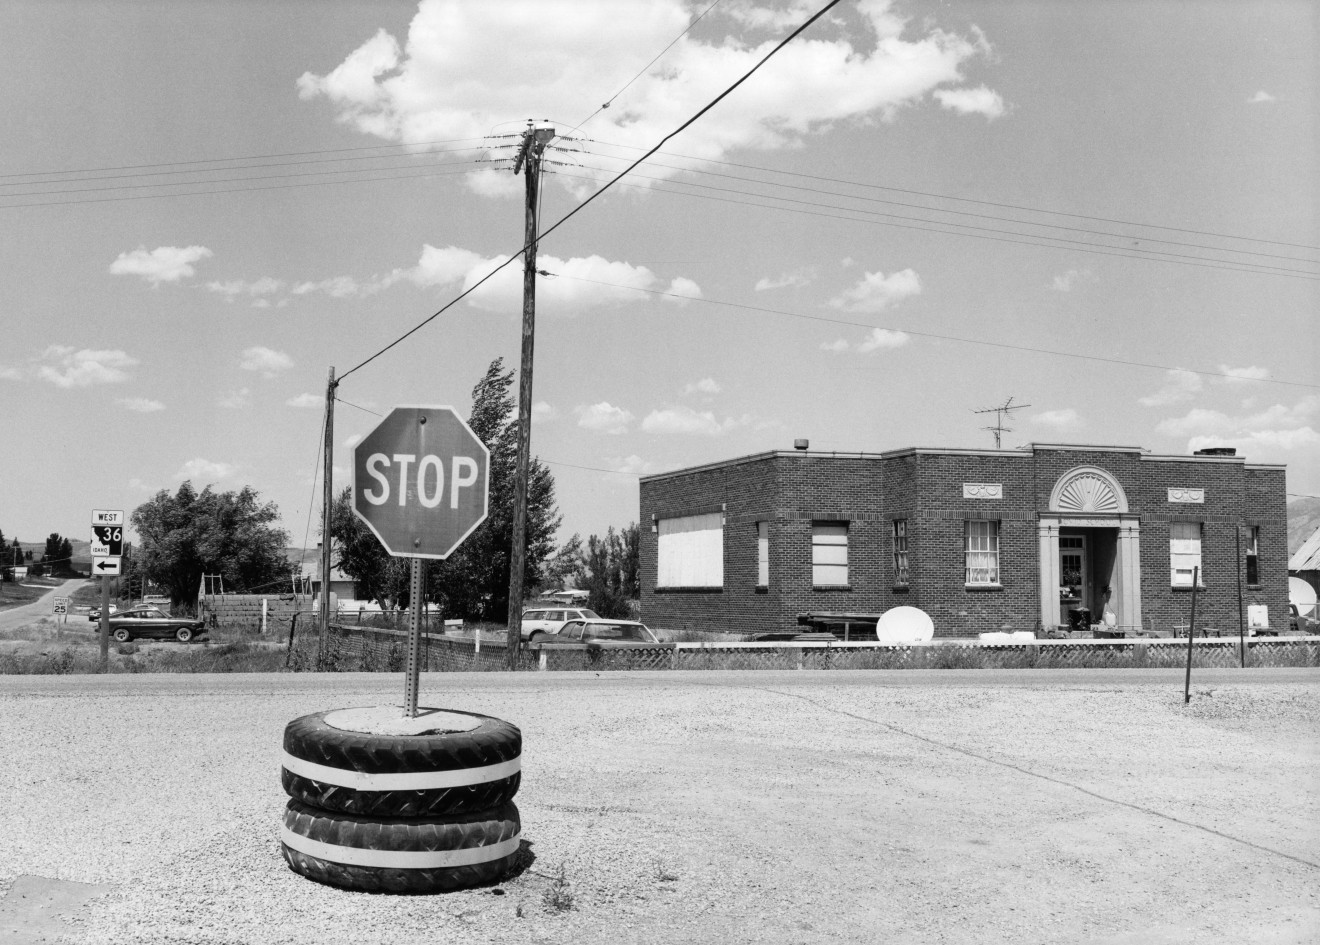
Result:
[352, 406, 490, 717]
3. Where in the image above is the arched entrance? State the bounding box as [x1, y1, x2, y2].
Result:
[1038, 467, 1141, 632]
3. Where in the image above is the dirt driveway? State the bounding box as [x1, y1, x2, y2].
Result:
[0, 670, 1315, 944]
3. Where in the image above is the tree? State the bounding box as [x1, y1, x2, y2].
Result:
[42, 533, 74, 576]
[0, 527, 9, 582]
[328, 486, 409, 610]
[573, 524, 640, 619]
[428, 359, 562, 622]
[131, 481, 292, 609]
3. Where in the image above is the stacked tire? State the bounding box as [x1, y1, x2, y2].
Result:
[279, 706, 522, 893]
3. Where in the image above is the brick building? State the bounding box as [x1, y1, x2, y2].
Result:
[638, 443, 1289, 637]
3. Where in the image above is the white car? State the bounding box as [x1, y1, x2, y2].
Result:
[519, 606, 599, 641]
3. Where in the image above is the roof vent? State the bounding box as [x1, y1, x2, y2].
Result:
[1193, 447, 1236, 457]
[793, 439, 809, 451]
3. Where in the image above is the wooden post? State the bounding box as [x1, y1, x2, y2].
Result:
[1235, 526, 1246, 668]
[319, 367, 336, 665]
[98, 576, 109, 671]
[1184, 566, 1200, 704]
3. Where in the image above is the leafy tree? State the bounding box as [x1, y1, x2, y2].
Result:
[0, 527, 9, 582]
[574, 524, 640, 619]
[429, 358, 561, 622]
[41, 534, 74, 576]
[535, 533, 583, 597]
[131, 482, 292, 609]
[328, 487, 409, 609]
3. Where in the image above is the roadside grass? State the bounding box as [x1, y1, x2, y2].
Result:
[0, 578, 67, 611]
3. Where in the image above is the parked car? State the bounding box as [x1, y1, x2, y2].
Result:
[529, 619, 660, 648]
[92, 605, 206, 643]
[85, 604, 120, 620]
[1290, 604, 1319, 634]
[519, 606, 600, 641]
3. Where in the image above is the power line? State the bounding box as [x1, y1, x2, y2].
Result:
[563, 149, 1318, 265]
[578, 138, 1320, 253]
[566, 0, 725, 135]
[545, 167, 1319, 281]
[337, 0, 846, 383]
[335, 396, 383, 418]
[541, 270, 1320, 391]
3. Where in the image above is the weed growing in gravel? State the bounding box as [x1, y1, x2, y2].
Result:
[542, 866, 575, 913]
[654, 861, 679, 883]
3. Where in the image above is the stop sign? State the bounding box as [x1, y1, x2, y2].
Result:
[352, 405, 490, 559]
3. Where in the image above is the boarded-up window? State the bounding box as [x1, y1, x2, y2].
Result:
[757, 521, 769, 587]
[1245, 526, 1259, 585]
[657, 512, 723, 587]
[812, 522, 848, 586]
[1171, 522, 1203, 586]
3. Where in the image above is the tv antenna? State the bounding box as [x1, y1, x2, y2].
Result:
[973, 396, 1031, 449]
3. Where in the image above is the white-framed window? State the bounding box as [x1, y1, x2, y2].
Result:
[1245, 526, 1260, 586]
[964, 520, 1000, 585]
[811, 522, 848, 586]
[657, 512, 723, 588]
[756, 521, 769, 587]
[892, 519, 909, 585]
[1170, 522, 1203, 586]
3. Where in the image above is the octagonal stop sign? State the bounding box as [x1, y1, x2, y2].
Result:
[352, 405, 490, 559]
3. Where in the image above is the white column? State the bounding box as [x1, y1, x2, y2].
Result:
[1115, 520, 1142, 633]
[1038, 518, 1061, 630]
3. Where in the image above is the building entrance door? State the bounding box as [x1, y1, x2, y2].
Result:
[1059, 534, 1088, 624]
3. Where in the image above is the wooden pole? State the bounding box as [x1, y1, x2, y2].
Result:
[98, 576, 109, 671]
[319, 367, 336, 665]
[1184, 566, 1200, 704]
[506, 124, 554, 670]
[1235, 526, 1246, 668]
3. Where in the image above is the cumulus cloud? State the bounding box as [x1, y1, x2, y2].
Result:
[290, 276, 371, 299]
[822, 328, 910, 354]
[1138, 369, 1203, 407]
[827, 268, 921, 312]
[207, 277, 284, 301]
[1248, 90, 1276, 104]
[239, 346, 294, 376]
[933, 85, 1006, 119]
[117, 397, 165, 413]
[1050, 268, 1095, 292]
[109, 245, 212, 285]
[755, 268, 814, 291]
[605, 454, 659, 476]
[1216, 364, 1270, 384]
[401, 245, 701, 315]
[297, 0, 1001, 193]
[532, 401, 559, 422]
[641, 405, 748, 436]
[1161, 396, 1320, 457]
[36, 346, 137, 388]
[575, 402, 634, 435]
[1029, 408, 1082, 430]
[0, 365, 22, 381]
[218, 388, 251, 409]
[684, 378, 722, 396]
[286, 393, 321, 408]
[177, 458, 237, 483]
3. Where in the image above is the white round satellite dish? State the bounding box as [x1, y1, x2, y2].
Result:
[875, 605, 935, 643]
[1290, 577, 1317, 616]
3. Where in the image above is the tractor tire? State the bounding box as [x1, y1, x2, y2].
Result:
[280, 798, 521, 894]
[281, 706, 521, 818]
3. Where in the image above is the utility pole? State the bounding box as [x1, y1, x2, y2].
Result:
[506, 121, 555, 669]
[319, 366, 336, 665]
[973, 396, 1031, 449]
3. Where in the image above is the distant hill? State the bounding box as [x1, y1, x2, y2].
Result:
[1290, 497, 1320, 556]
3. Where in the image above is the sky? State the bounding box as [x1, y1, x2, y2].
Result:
[1, 0, 1315, 556]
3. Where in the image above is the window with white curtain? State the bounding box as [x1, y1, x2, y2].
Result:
[1170, 522, 1203, 586]
[657, 512, 723, 587]
[756, 521, 769, 587]
[811, 522, 848, 586]
[964, 520, 1000, 585]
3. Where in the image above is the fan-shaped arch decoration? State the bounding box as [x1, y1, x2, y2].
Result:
[1049, 467, 1128, 514]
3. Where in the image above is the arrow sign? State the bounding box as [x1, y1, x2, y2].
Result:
[93, 556, 122, 576]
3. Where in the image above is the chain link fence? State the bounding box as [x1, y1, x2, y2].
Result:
[294, 622, 1319, 672]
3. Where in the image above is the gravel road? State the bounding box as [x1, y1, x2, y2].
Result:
[0, 669, 1316, 944]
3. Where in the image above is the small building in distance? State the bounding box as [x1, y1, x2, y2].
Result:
[638, 443, 1288, 637]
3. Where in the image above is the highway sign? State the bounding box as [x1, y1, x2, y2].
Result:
[93, 556, 122, 576]
[90, 524, 124, 557]
[92, 509, 124, 527]
[352, 405, 489, 559]
[53, 597, 69, 615]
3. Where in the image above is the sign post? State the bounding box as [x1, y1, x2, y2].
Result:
[352, 406, 489, 717]
[91, 509, 124, 671]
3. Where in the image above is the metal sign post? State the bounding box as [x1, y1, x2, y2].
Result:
[352, 406, 490, 719]
[92, 510, 124, 672]
[1184, 566, 1200, 705]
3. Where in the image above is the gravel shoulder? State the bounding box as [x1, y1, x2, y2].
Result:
[0, 670, 1316, 945]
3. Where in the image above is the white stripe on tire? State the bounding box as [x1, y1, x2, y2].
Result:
[281, 752, 520, 790]
[281, 828, 520, 869]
